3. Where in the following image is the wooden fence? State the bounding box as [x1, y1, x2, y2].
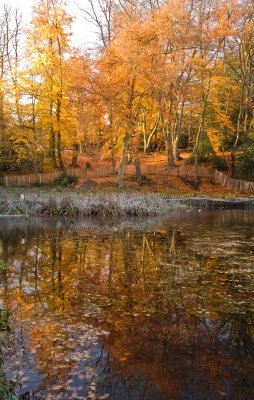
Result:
[167, 165, 254, 194]
[140, 162, 215, 178]
[0, 165, 116, 187]
[0, 170, 65, 187]
[169, 164, 214, 178]
[214, 170, 254, 194]
[1, 161, 254, 194]
[145, 163, 254, 194]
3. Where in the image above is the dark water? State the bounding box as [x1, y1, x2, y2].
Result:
[0, 210, 253, 400]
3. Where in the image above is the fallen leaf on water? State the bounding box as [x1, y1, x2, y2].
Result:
[87, 391, 96, 399]
[85, 367, 94, 379]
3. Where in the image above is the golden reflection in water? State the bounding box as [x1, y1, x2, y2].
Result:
[0, 212, 253, 400]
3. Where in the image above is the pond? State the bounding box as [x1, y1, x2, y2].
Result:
[0, 210, 253, 400]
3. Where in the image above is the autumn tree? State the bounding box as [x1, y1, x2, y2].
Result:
[1, 0, 253, 182]
[27, 0, 73, 170]
[0, 4, 23, 172]
[223, 0, 254, 146]
[80, 0, 116, 49]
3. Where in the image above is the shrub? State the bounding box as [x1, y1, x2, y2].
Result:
[211, 155, 229, 171]
[54, 173, 78, 187]
[238, 143, 254, 181]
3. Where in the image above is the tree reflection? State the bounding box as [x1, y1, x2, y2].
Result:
[0, 214, 253, 399]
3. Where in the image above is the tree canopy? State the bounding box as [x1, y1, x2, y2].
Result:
[0, 0, 253, 181]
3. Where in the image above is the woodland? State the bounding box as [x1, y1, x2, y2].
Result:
[0, 2, 254, 398]
[0, 0, 254, 187]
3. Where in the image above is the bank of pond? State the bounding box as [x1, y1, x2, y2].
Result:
[1, 191, 254, 218]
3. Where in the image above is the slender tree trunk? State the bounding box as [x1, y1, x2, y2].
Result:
[166, 129, 174, 169]
[194, 67, 212, 186]
[235, 103, 243, 147]
[118, 78, 136, 187]
[49, 99, 57, 168]
[56, 97, 65, 171]
[57, 131, 65, 170]
[109, 111, 117, 175]
[143, 112, 147, 154]
[143, 114, 159, 154]
[165, 93, 175, 168]
[231, 152, 236, 178]
[118, 132, 130, 188]
[172, 101, 185, 161]
[194, 107, 205, 187]
[71, 143, 79, 168]
[111, 147, 117, 175]
[134, 147, 142, 181]
[159, 109, 174, 169]
[0, 90, 5, 131]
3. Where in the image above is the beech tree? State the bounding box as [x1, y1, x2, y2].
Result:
[27, 0, 73, 169]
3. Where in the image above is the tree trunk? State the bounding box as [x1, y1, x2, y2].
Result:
[56, 97, 65, 171]
[159, 110, 174, 169]
[49, 127, 57, 168]
[172, 100, 185, 161]
[194, 110, 205, 187]
[49, 99, 57, 168]
[231, 152, 236, 178]
[118, 78, 136, 187]
[0, 90, 5, 131]
[172, 141, 180, 161]
[166, 130, 174, 169]
[57, 131, 65, 170]
[118, 133, 130, 188]
[134, 153, 142, 181]
[111, 148, 117, 175]
[143, 114, 160, 154]
[71, 143, 79, 168]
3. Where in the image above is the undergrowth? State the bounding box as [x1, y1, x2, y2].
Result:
[0, 191, 175, 217]
[54, 173, 79, 187]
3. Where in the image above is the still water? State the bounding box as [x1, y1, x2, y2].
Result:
[0, 210, 253, 400]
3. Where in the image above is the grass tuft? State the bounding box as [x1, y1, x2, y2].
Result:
[0, 191, 175, 217]
[0, 189, 254, 217]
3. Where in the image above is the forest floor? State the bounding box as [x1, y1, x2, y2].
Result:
[1, 149, 253, 199]
[1, 147, 254, 216]
[63, 150, 249, 198]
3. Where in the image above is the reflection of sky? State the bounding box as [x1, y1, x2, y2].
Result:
[3, 0, 97, 47]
